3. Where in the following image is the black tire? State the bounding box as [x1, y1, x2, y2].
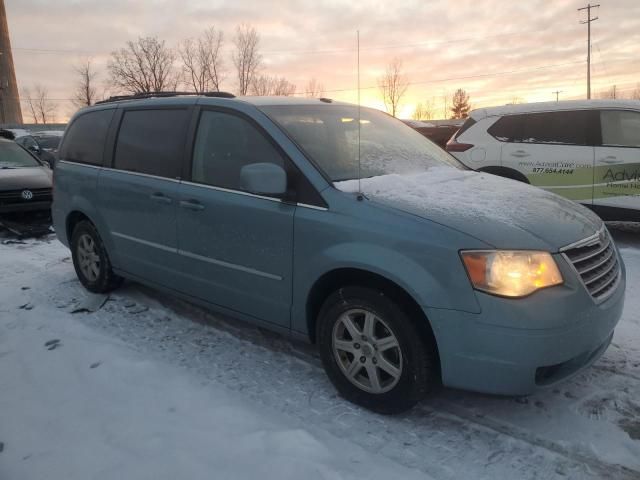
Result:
[317, 286, 437, 414]
[71, 220, 123, 293]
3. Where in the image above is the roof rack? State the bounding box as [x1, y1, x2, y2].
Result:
[95, 91, 236, 105]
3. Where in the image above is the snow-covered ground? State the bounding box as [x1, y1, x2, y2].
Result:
[1, 229, 639, 480]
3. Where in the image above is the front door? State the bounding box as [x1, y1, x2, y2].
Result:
[593, 109, 640, 211]
[177, 109, 295, 328]
[500, 110, 595, 205]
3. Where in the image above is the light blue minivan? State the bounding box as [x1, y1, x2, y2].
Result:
[52, 93, 625, 413]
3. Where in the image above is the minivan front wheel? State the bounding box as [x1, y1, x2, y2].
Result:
[317, 286, 436, 414]
[71, 221, 122, 293]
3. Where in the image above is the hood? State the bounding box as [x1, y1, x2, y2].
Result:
[336, 168, 603, 251]
[0, 167, 52, 191]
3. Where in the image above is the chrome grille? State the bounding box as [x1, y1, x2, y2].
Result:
[0, 188, 52, 205]
[562, 228, 620, 301]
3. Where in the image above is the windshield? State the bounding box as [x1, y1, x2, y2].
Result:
[262, 105, 465, 182]
[0, 142, 42, 168]
[36, 136, 62, 150]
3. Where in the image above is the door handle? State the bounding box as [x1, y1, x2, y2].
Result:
[150, 193, 172, 204]
[510, 150, 530, 158]
[179, 199, 205, 211]
[600, 156, 618, 164]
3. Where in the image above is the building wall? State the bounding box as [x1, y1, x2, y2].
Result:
[0, 0, 23, 125]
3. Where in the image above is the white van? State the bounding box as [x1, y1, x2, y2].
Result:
[446, 100, 640, 221]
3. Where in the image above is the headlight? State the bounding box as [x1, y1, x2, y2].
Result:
[461, 250, 563, 298]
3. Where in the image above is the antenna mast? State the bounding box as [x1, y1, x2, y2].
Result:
[357, 30, 362, 197]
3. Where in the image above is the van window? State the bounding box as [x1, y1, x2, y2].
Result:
[488, 111, 589, 145]
[601, 110, 640, 147]
[114, 109, 189, 178]
[487, 115, 522, 142]
[59, 109, 115, 166]
[191, 110, 285, 192]
[522, 111, 588, 145]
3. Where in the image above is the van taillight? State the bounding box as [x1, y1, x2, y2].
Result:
[445, 139, 474, 152]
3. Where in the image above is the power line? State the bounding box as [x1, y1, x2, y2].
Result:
[292, 60, 586, 96]
[11, 27, 578, 58]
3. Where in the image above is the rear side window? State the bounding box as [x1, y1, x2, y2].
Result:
[488, 111, 589, 145]
[487, 115, 523, 142]
[191, 110, 285, 192]
[114, 109, 189, 179]
[454, 117, 476, 138]
[59, 109, 115, 165]
[601, 110, 640, 147]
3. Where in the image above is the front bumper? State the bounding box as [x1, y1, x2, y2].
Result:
[426, 255, 626, 396]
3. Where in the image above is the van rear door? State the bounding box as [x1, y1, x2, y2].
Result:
[497, 110, 595, 205]
[98, 108, 190, 285]
[593, 109, 640, 214]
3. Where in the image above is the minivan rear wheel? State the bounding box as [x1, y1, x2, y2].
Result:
[71, 221, 123, 293]
[317, 286, 436, 414]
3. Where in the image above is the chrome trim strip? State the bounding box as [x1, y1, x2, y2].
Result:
[567, 237, 611, 264]
[58, 160, 102, 170]
[177, 249, 282, 281]
[559, 226, 605, 252]
[181, 180, 283, 203]
[101, 166, 181, 183]
[59, 162, 329, 210]
[112, 231, 177, 253]
[297, 202, 328, 211]
[111, 231, 282, 281]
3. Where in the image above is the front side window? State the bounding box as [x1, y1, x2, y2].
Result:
[59, 109, 115, 166]
[488, 111, 589, 145]
[521, 111, 588, 145]
[262, 105, 464, 182]
[114, 109, 189, 178]
[601, 110, 640, 147]
[191, 110, 285, 192]
[0, 141, 41, 168]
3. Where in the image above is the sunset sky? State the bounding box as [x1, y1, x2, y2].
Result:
[6, 0, 640, 122]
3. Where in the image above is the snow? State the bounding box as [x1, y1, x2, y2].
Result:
[334, 168, 601, 230]
[1, 230, 639, 479]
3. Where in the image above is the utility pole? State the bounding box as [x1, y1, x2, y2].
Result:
[578, 3, 599, 100]
[553, 90, 562, 102]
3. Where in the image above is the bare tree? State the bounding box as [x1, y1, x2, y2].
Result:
[378, 58, 408, 117]
[600, 84, 618, 99]
[450, 88, 471, 119]
[305, 78, 325, 98]
[233, 24, 262, 95]
[509, 96, 525, 105]
[179, 27, 225, 93]
[442, 90, 449, 119]
[632, 83, 640, 100]
[22, 85, 56, 124]
[412, 99, 435, 121]
[250, 75, 296, 96]
[108, 36, 178, 94]
[72, 59, 99, 108]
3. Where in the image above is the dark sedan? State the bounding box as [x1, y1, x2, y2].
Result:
[15, 133, 62, 168]
[0, 138, 53, 216]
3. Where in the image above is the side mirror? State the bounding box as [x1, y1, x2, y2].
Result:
[29, 145, 40, 154]
[240, 162, 287, 196]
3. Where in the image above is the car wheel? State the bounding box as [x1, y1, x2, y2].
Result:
[317, 286, 437, 414]
[71, 220, 123, 293]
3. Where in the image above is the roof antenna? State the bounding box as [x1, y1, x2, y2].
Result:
[357, 30, 363, 201]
